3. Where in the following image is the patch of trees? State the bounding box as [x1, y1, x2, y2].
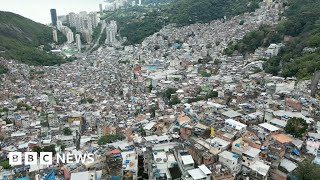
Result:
[225, 25, 281, 56]
[92, 23, 102, 42]
[115, 0, 261, 45]
[0, 160, 10, 169]
[63, 127, 72, 136]
[0, 64, 8, 74]
[284, 117, 308, 138]
[162, 88, 177, 100]
[264, 0, 320, 79]
[0, 11, 68, 65]
[168, 0, 260, 26]
[169, 95, 181, 106]
[226, 0, 320, 79]
[80, 98, 94, 104]
[16, 102, 32, 111]
[99, 28, 107, 45]
[187, 90, 218, 103]
[32, 144, 56, 156]
[293, 159, 320, 180]
[97, 134, 125, 145]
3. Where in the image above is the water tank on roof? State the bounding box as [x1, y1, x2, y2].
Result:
[233, 154, 238, 158]
[216, 164, 221, 171]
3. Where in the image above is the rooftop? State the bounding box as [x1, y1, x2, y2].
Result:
[222, 110, 242, 118]
[243, 147, 261, 157]
[272, 134, 292, 144]
[249, 160, 270, 176]
[225, 119, 247, 130]
[181, 154, 194, 165]
[259, 122, 280, 132]
[219, 150, 238, 161]
[187, 168, 207, 180]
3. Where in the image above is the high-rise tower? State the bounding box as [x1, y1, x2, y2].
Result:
[50, 9, 57, 26]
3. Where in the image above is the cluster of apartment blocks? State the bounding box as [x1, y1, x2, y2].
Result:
[53, 11, 100, 46]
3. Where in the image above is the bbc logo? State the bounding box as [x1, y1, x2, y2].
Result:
[9, 152, 53, 165]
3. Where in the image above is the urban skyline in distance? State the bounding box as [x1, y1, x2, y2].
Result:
[0, 0, 103, 24]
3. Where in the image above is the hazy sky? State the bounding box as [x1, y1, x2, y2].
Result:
[0, 0, 104, 24]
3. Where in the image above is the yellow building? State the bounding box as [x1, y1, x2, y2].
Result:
[67, 112, 83, 124]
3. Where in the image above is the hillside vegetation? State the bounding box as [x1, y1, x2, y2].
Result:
[168, 0, 260, 26]
[264, 0, 320, 79]
[108, 0, 261, 45]
[226, 0, 320, 79]
[0, 64, 8, 75]
[0, 11, 67, 66]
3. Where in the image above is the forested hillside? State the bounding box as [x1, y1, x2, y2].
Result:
[226, 0, 320, 79]
[0, 11, 67, 66]
[111, 0, 261, 45]
[264, 0, 320, 79]
[168, 0, 260, 26]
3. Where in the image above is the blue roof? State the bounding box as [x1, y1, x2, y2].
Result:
[233, 154, 238, 158]
[111, 176, 121, 180]
[43, 169, 56, 180]
[16, 177, 29, 180]
[293, 148, 300, 156]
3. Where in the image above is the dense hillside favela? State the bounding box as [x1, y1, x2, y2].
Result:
[0, 0, 320, 179]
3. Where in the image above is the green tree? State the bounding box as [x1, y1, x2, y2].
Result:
[173, 77, 180, 81]
[42, 144, 56, 156]
[0, 160, 11, 169]
[98, 28, 107, 45]
[97, 134, 124, 145]
[206, 90, 218, 99]
[134, 109, 141, 116]
[162, 88, 177, 100]
[200, 71, 211, 77]
[148, 83, 153, 92]
[16, 102, 32, 111]
[187, 96, 205, 103]
[149, 106, 157, 118]
[60, 144, 66, 151]
[0, 107, 9, 112]
[4, 119, 12, 124]
[32, 146, 42, 155]
[263, 0, 320, 79]
[92, 23, 102, 42]
[63, 127, 72, 136]
[169, 95, 181, 106]
[87, 98, 94, 104]
[293, 159, 320, 180]
[284, 117, 308, 137]
[206, 44, 212, 48]
[0, 65, 8, 75]
[140, 127, 146, 137]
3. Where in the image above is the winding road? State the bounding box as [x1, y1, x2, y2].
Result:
[85, 20, 106, 57]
